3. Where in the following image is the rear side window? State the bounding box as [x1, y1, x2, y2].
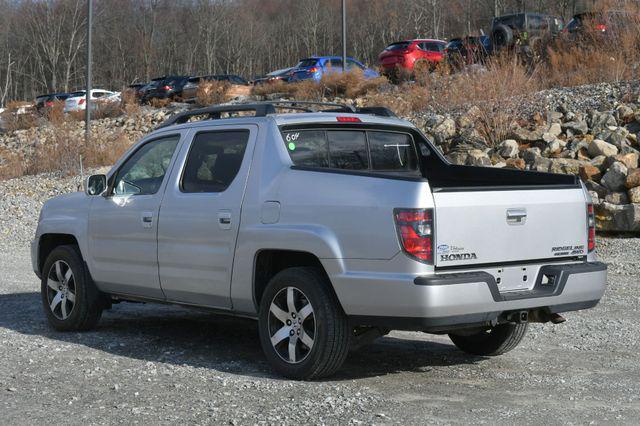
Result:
[327, 131, 368, 170]
[420, 42, 444, 52]
[181, 130, 249, 193]
[283, 129, 419, 174]
[368, 132, 418, 171]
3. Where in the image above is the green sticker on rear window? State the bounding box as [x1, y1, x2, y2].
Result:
[288, 142, 296, 151]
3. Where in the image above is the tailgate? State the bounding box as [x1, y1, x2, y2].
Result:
[433, 188, 588, 268]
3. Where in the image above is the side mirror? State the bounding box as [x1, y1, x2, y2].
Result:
[85, 174, 107, 196]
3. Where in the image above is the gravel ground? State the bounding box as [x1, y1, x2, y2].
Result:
[0, 173, 639, 424]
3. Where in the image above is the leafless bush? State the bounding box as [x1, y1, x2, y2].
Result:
[195, 80, 231, 106]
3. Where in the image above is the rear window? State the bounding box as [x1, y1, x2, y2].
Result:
[282, 129, 419, 174]
[384, 42, 411, 51]
[297, 59, 318, 68]
[421, 42, 444, 52]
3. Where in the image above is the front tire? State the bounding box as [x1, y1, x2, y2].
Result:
[41, 245, 103, 331]
[448, 322, 528, 356]
[258, 267, 350, 380]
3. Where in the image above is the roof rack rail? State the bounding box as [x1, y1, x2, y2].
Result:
[156, 101, 397, 129]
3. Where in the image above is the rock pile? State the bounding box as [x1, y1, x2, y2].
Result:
[418, 90, 640, 232]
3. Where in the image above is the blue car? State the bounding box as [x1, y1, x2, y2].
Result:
[288, 56, 379, 82]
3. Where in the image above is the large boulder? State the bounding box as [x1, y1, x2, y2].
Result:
[600, 162, 628, 192]
[579, 164, 602, 182]
[433, 117, 457, 139]
[465, 149, 491, 166]
[585, 180, 609, 199]
[562, 120, 589, 135]
[522, 147, 542, 165]
[605, 192, 630, 205]
[626, 168, 640, 189]
[497, 139, 519, 158]
[588, 139, 618, 158]
[595, 202, 640, 232]
[548, 158, 586, 175]
[628, 186, 640, 203]
[505, 158, 526, 170]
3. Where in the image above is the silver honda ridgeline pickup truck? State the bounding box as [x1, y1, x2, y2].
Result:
[32, 102, 607, 379]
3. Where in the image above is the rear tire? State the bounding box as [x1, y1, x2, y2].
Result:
[258, 267, 350, 380]
[41, 245, 103, 331]
[448, 323, 528, 356]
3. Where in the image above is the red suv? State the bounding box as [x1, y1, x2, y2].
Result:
[378, 39, 447, 79]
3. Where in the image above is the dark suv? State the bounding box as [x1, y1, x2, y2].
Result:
[491, 13, 564, 54]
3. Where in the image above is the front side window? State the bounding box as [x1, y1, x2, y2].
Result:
[113, 135, 180, 196]
[181, 130, 249, 193]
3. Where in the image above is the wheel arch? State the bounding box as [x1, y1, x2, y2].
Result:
[252, 249, 343, 313]
[37, 233, 81, 275]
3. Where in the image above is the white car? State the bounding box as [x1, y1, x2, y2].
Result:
[64, 89, 120, 113]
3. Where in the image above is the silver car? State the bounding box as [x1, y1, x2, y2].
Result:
[32, 102, 607, 379]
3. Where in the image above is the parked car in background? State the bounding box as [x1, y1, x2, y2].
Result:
[35, 93, 70, 112]
[124, 83, 148, 100]
[253, 67, 293, 85]
[491, 13, 564, 54]
[288, 56, 379, 82]
[445, 35, 492, 69]
[378, 39, 447, 78]
[141, 76, 190, 103]
[64, 89, 119, 113]
[138, 78, 164, 103]
[564, 10, 637, 41]
[181, 75, 250, 101]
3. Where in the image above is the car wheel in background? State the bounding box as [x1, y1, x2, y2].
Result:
[448, 322, 528, 356]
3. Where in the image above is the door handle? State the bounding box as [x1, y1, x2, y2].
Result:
[506, 208, 527, 225]
[141, 211, 154, 228]
[218, 211, 232, 230]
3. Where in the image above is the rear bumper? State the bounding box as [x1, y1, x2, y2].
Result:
[336, 261, 607, 331]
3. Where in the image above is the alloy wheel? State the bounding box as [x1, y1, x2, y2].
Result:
[268, 286, 316, 364]
[45, 260, 76, 320]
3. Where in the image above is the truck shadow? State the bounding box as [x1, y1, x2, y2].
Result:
[0, 292, 484, 381]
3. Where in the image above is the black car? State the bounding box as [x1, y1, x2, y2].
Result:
[35, 92, 70, 112]
[141, 76, 191, 103]
[491, 13, 564, 50]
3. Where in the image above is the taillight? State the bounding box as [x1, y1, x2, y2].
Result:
[587, 204, 596, 252]
[394, 208, 434, 264]
[78, 98, 85, 105]
[336, 116, 361, 123]
[45, 101, 54, 107]
[596, 24, 607, 32]
[309, 67, 319, 73]
[163, 85, 172, 91]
